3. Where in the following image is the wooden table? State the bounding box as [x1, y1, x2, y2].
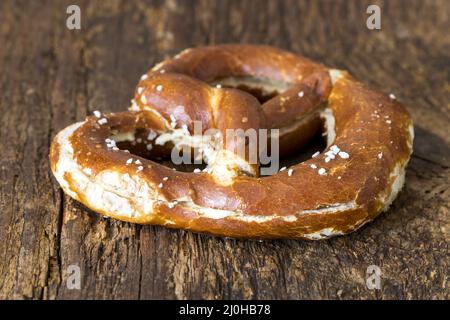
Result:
[0, 0, 448, 299]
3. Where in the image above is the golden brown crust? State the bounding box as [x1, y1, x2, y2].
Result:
[139, 44, 331, 156]
[49, 45, 413, 239]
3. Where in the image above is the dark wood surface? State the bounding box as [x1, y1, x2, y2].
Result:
[0, 0, 448, 299]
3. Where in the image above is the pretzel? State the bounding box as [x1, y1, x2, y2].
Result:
[50, 45, 413, 239]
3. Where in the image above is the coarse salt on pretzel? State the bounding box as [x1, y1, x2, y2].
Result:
[50, 45, 413, 239]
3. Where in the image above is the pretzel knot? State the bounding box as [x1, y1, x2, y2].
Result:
[50, 45, 413, 239]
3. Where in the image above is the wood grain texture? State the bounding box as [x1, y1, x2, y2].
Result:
[0, 0, 448, 299]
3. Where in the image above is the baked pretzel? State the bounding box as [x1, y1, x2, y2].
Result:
[50, 45, 413, 239]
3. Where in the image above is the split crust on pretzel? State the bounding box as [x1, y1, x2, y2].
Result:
[50, 45, 413, 239]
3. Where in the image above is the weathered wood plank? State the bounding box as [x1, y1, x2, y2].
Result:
[0, 0, 448, 299]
